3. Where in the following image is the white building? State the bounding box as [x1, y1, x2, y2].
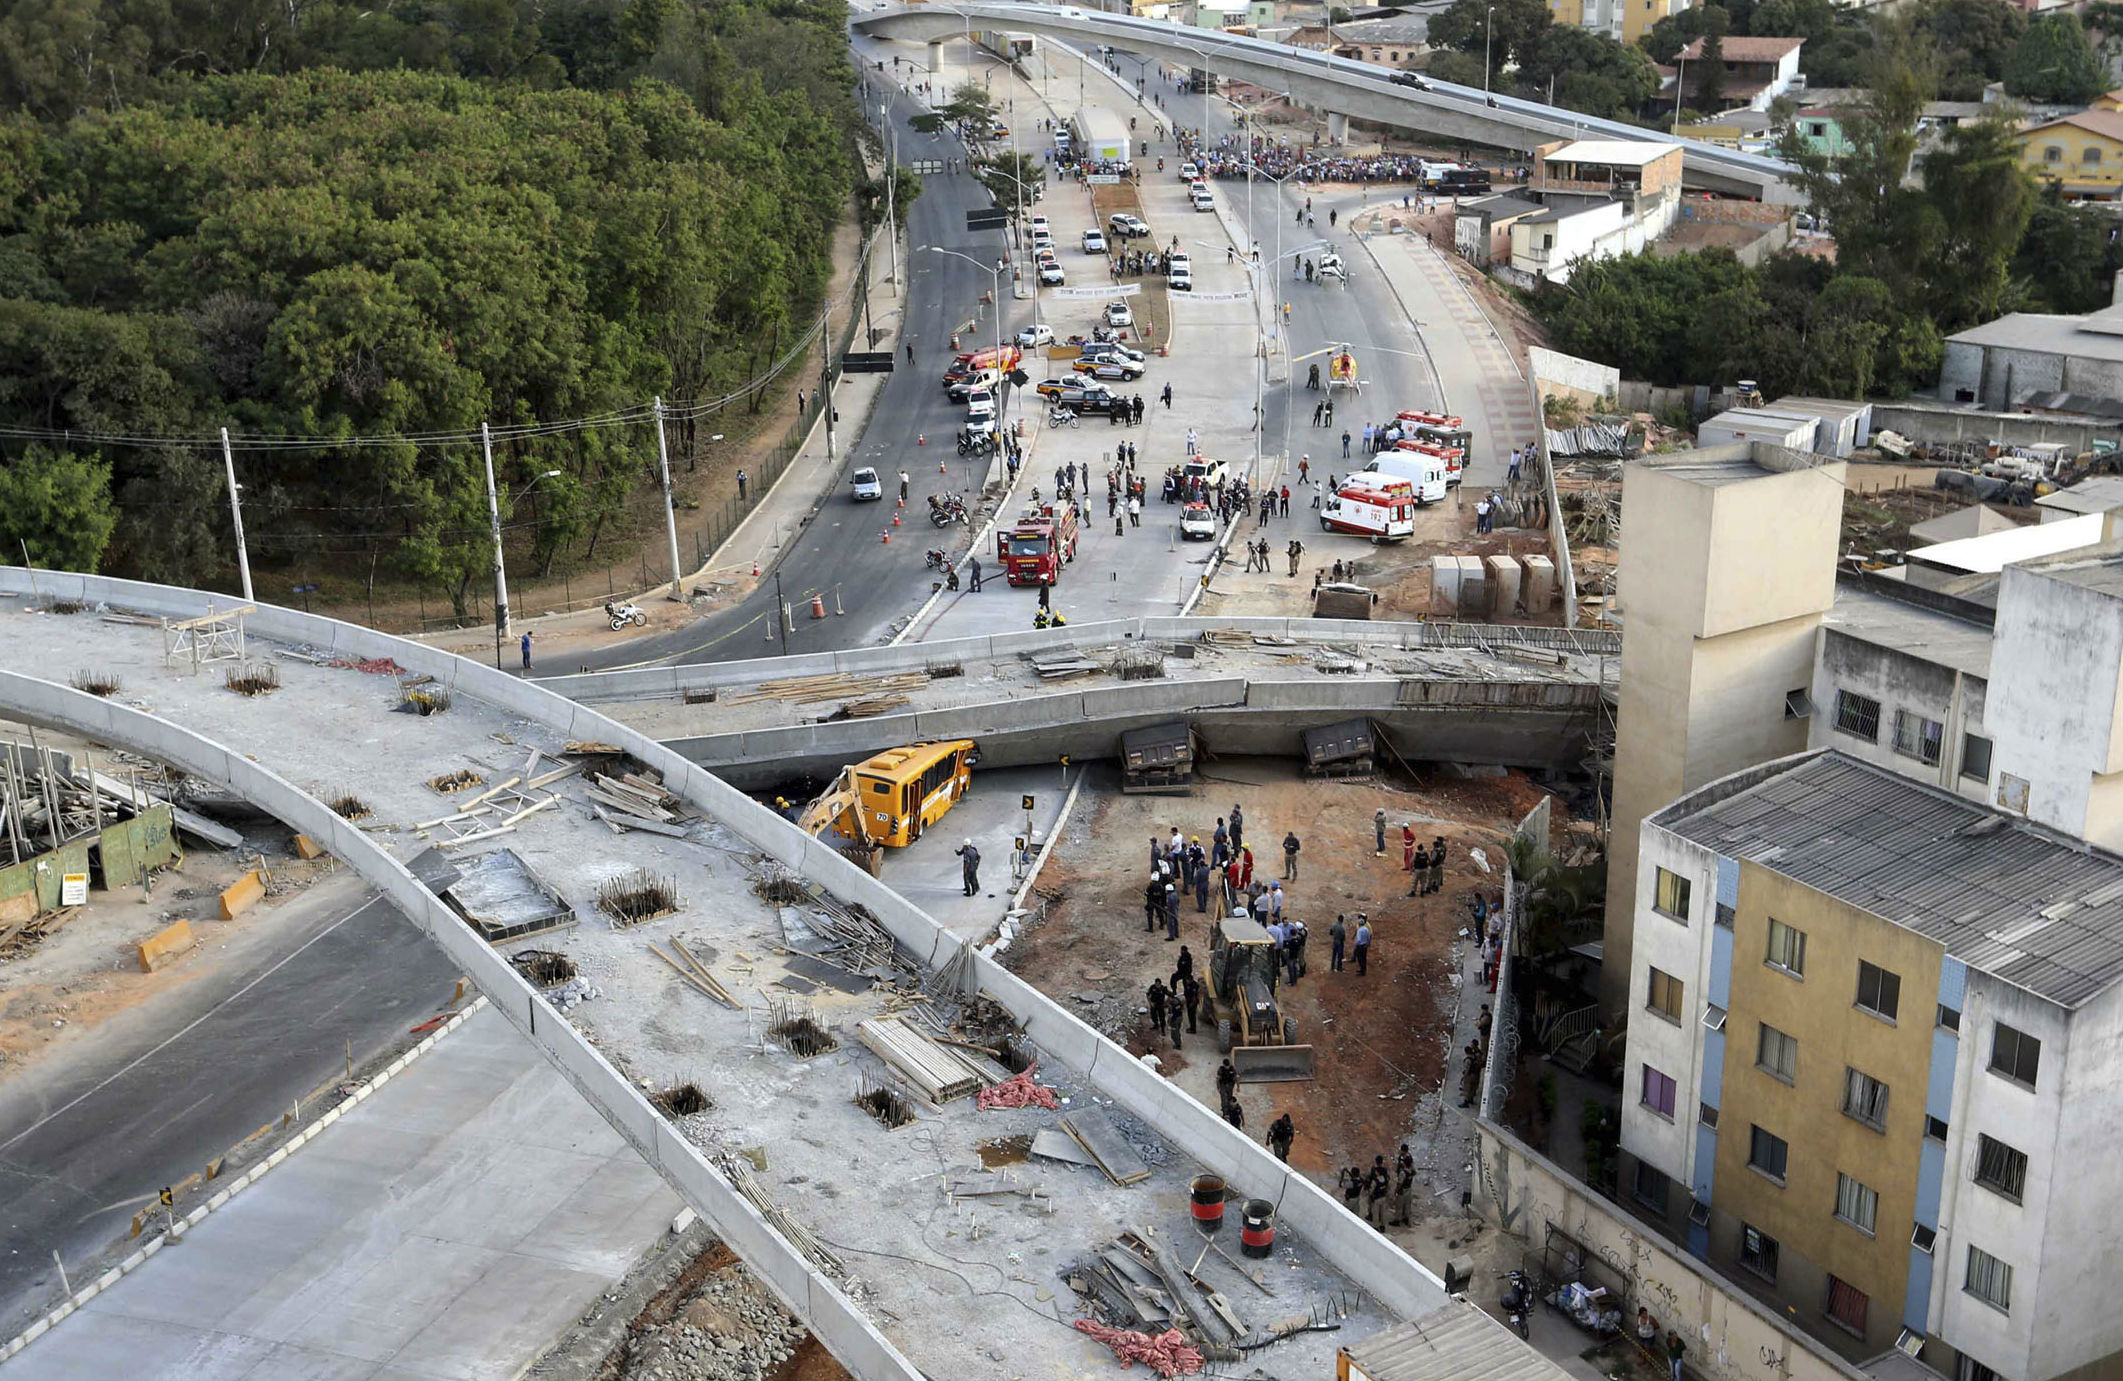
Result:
[1506, 141, 1684, 284]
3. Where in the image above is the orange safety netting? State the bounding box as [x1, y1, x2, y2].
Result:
[1071, 1321, 1204, 1377]
[976, 1060, 1059, 1110]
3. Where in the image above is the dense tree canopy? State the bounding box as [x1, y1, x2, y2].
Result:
[2002, 12, 2109, 104]
[0, 0, 859, 600]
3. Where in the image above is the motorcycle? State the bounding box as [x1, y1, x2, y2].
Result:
[957, 425, 998, 456]
[1048, 406, 1081, 429]
[1500, 1271, 1535, 1340]
[605, 601, 647, 631]
[924, 548, 950, 571]
[928, 493, 969, 527]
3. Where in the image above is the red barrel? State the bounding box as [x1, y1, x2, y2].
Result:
[1190, 1174, 1227, 1230]
[1240, 1199, 1276, 1258]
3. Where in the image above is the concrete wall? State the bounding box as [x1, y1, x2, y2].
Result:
[1988, 561, 2123, 847]
[1620, 822, 1722, 1200]
[1808, 630, 1989, 800]
[0, 568, 1457, 1367]
[538, 616, 1621, 705]
[677, 677, 1605, 787]
[1871, 398, 2123, 454]
[1474, 1121, 1870, 1381]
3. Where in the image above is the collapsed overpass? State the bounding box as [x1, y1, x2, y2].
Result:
[0, 568, 1501, 1380]
[852, 0, 1799, 201]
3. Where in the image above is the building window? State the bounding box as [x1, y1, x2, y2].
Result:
[1997, 771, 2031, 814]
[1856, 960, 1901, 1021]
[1648, 967, 1684, 1022]
[1765, 918, 1806, 977]
[2045, 145, 2064, 164]
[1715, 902, 1735, 928]
[1834, 1172, 1879, 1235]
[2086, 146, 2104, 165]
[1965, 1245, 2014, 1312]
[1989, 1022, 2041, 1089]
[1824, 1275, 1869, 1334]
[1959, 1357, 2005, 1381]
[1634, 1160, 1671, 1213]
[1926, 1114, 1950, 1142]
[1974, 1134, 2028, 1202]
[1843, 1068, 1890, 1132]
[1749, 1125, 1789, 1182]
[1653, 867, 1691, 921]
[1938, 1004, 1961, 1032]
[1784, 688, 1811, 719]
[1893, 710, 1945, 766]
[1807, 121, 1826, 136]
[1756, 1023, 1798, 1083]
[1642, 1064, 1678, 1118]
[1961, 733, 1993, 781]
[1739, 1223, 1779, 1281]
[1834, 689, 1881, 741]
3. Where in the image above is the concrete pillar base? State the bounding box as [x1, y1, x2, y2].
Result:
[1326, 111, 1349, 145]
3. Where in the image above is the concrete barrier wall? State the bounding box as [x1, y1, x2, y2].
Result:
[538, 616, 1619, 704]
[1473, 1121, 1865, 1381]
[0, 570, 1454, 1343]
[0, 666, 926, 1381]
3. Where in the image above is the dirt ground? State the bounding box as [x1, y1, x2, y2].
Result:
[1004, 760, 1557, 1179]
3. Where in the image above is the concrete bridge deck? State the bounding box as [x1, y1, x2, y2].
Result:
[0, 570, 1459, 1380]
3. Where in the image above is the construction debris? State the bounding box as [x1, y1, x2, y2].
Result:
[1059, 1108, 1151, 1186]
[68, 671, 121, 697]
[599, 869, 680, 927]
[223, 663, 281, 696]
[326, 792, 371, 821]
[653, 1083, 711, 1117]
[509, 949, 577, 986]
[426, 768, 483, 793]
[855, 1074, 916, 1129]
[977, 1062, 1059, 1110]
[1070, 1321, 1204, 1378]
[718, 669, 930, 708]
[716, 1153, 842, 1277]
[857, 1015, 989, 1103]
[444, 848, 574, 943]
[400, 684, 452, 715]
[650, 936, 738, 1007]
[328, 655, 409, 676]
[765, 998, 839, 1056]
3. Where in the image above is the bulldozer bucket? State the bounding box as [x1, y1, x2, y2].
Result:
[1231, 1044, 1316, 1083]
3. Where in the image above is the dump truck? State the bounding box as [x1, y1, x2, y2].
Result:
[1120, 722, 1195, 794]
[998, 499, 1080, 585]
[1207, 915, 1315, 1081]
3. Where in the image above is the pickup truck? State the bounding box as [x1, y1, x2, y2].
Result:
[1036, 378, 1123, 413]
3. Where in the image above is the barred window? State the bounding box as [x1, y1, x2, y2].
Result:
[1974, 1134, 2028, 1203]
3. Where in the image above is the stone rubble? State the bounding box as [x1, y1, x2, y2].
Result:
[614, 1268, 810, 1381]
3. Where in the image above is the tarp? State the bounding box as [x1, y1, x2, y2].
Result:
[1544, 422, 1635, 458]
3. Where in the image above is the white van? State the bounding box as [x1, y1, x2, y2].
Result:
[1362, 453, 1450, 505]
[1190, 186, 1214, 212]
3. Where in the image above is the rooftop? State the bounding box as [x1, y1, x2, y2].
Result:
[1457, 193, 1543, 221]
[1678, 34, 1803, 62]
[1657, 751, 2123, 1007]
[2035, 476, 2123, 517]
[1905, 511, 2105, 574]
[1634, 452, 1785, 487]
[2022, 109, 2123, 144]
[1330, 16, 1433, 41]
[1541, 139, 1681, 168]
[1945, 309, 2123, 365]
[1823, 582, 1996, 680]
[2015, 537, 2123, 600]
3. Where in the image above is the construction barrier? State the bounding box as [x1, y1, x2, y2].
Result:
[137, 919, 195, 973]
[219, 868, 265, 919]
[294, 834, 327, 860]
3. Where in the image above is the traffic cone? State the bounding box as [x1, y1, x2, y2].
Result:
[810, 594, 827, 619]
[896, 495, 904, 508]
[892, 513, 901, 526]
[939, 460, 948, 474]
[882, 531, 891, 543]
[918, 433, 926, 446]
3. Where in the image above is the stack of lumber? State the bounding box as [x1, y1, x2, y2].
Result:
[650, 938, 738, 1007]
[720, 670, 929, 707]
[857, 1016, 988, 1103]
[1058, 1108, 1151, 1186]
[718, 1153, 842, 1277]
[584, 769, 685, 834]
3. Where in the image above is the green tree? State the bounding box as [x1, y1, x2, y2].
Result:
[1427, 0, 1552, 73]
[1919, 114, 2037, 328]
[1801, 24, 1874, 87]
[974, 150, 1045, 224]
[0, 444, 117, 570]
[2014, 183, 2123, 312]
[1749, 0, 1836, 43]
[1696, 9, 1729, 110]
[1639, 3, 1723, 63]
[2003, 13, 2108, 104]
[1519, 26, 1659, 118]
[1920, 0, 2025, 98]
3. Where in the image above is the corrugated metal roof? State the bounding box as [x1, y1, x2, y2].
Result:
[1658, 752, 2123, 1007]
[1341, 1302, 1577, 1381]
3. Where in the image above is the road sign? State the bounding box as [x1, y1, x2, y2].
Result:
[159, 1186, 174, 1207]
[908, 158, 946, 174]
[966, 208, 1008, 231]
[291, 583, 319, 595]
[841, 351, 896, 374]
[1021, 795, 1036, 811]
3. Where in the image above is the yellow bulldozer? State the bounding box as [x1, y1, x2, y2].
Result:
[1207, 915, 1315, 1082]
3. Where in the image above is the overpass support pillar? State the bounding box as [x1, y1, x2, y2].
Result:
[1326, 110, 1349, 145]
[925, 39, 945, 95]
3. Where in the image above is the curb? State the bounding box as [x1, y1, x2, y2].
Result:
[985, 769, 1084, 956]
[0, 997, 491, 1365]
[1347, 223, 1448, 412]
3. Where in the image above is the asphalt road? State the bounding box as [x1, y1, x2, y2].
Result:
[0, 874, 460, 1336]
[570, 41, 1031, 670]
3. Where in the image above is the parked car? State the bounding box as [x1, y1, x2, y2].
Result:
[1030, 214, 1049, 234]
[1074, 356, 1144, 381]
[1190, 187, 1214, 212]
[1039, 260, 1065, 285]
[946, 368, 1000, 402]
[851, 467, 883, 501]
[964, 387, 996, 423]
[1017, 322, 1055, 349]
[1179, 501, 1216, 539]
[1104, 301, 1135, 327]
[1179, 161, 1199, 181]
[1107, 213, 1149, 239]
[1170, 265, 1193, 290]
[1077, 341, 1146, 365]
[1082, 228, 1107, 253]
[1036, 378, 1121, 412]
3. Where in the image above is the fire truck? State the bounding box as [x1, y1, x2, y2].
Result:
[943, 344, 1023, 385]
[998, 499, 1080, 585]
[1319, 476, 1417, 540]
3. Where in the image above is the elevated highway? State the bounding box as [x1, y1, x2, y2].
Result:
[852, 1, 1800, 201]
[0, 568, 1476, 1380]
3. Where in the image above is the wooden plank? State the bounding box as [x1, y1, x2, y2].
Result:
[525, 761, 584, 790]
[590, 803, 690, 838]
[462, 776, 522, 808]
[1060, 1109, 1150, 1186]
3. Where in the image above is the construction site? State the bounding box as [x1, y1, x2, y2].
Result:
[1, 573, 1594, 1381]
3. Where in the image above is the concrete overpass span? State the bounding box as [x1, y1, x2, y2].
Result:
[852, 1, 1799, 200]
[0, 568, 1466, 1380]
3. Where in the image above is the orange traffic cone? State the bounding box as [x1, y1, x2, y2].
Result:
[918, 432, 926, 446]
[881, 531, 891, 543]
[751, 560, 759, 576]
[896, 495, 904, 507]
[810, 594, 827, 619]
[939, 460, 947, 474]
[892, 513, 901, 526]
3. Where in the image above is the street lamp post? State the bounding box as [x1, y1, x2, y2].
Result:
[219, 427, 253, 604]
[926, 245, 1009, 435]
[479, 421, 562, 668]
[1484, 5, 1496, 93]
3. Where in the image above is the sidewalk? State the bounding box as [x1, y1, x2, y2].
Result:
[0, 1007, 680, 1381]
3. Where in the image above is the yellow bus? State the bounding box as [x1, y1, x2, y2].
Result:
[800, 740, 978, 852]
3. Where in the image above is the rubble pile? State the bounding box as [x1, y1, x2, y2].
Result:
[607, 1263, 809, 1381]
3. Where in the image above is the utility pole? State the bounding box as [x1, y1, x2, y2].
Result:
[481, 420, 508, 669]
[652, 396, 684, 601]
[1484, 5, 1496, 92]
[220, 428, 253, 604]
[774, 569, 789, 650]
[821, 305, 837, 462]
[885, 108, 900, 290]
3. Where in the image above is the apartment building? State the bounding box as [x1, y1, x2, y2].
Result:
[1549, 0, 1689, 47]
[1621, 749, 2123, 1380]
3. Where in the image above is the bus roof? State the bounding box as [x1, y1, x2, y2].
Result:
[854, 740, 977, 778]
